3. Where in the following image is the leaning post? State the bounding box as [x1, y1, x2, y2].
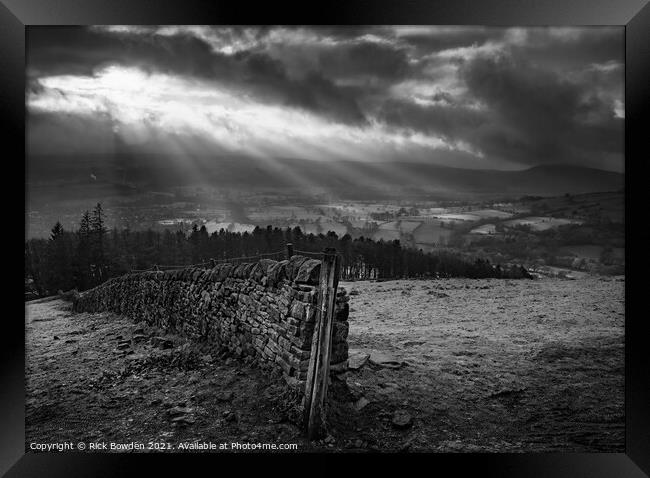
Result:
[304, 247, 340, 439]
[286, 243, 294, 259]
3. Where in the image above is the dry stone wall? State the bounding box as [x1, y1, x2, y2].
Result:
[73, 255, 349, 388]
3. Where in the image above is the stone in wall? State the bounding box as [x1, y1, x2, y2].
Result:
[73, 255, 350, 391]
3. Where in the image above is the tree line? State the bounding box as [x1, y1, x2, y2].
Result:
[25, 204, 531, 297]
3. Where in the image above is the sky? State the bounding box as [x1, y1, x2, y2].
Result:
[27, 26, 624, 172]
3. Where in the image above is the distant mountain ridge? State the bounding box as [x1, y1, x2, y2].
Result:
[28, 154, 624, 199]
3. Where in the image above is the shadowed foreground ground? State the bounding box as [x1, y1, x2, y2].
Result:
[25, 276, 624, 452]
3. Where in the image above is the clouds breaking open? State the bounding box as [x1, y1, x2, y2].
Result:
[27, 26, 624, 171]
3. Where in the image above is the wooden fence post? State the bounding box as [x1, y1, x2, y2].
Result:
[286, 243, 294, 259]
[303, 247, 340, 439]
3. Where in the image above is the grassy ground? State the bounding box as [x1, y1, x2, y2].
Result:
[336, 276, 624, 452]
[25, 299, 312, 453]
[25, 276, 624, 452]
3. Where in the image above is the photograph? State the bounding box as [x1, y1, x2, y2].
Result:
[23, 24, 626, 454]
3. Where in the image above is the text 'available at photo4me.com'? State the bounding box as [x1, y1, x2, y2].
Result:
[29, 441, 300, 452]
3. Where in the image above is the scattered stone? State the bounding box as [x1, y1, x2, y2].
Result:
[488, 386, 527, 399]
[439, 439, 464, 451]
[53, 336, 59, 340]
[283, 375, 301, 388]
[354, 396, 370, 411]
[391, 410, 413, 429]
[126, 353, 145, 362]
[348, 350, 370, 371]
[369, 351, 402, 369]
[379, 382, 399, 389]
[151, 337, 173, 350]
[222, 410, 237, 422]
[401, 340, 425, 348]
[171, 415, 196, 425]
[215, 391, 234, 402]
[168, 406, 194, 417]
[132, 334, 146, 343]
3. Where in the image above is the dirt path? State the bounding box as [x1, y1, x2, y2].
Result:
[25, 276, 624, 452]
[25, 299, 313, 452]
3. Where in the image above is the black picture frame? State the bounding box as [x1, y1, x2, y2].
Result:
[5, 0, 649, 476]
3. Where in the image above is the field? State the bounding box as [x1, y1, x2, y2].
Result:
[379, 221, 422, 234]
[469, 224, 497, 235]
[503, 216, 584, 231]
[336, 277, 624, 451]
[469, 209, 514, 219]
[25, 276, 624, 452]
[527, 192, 623, 223]
[413, 221, 453, 246]
[558, 245, 625, 261]
[372, 229, 401, 242]
[372, 220, 421, 242]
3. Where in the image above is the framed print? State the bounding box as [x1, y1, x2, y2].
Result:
[3, 0, 649, 476]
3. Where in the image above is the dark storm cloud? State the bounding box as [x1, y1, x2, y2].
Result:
[27, 25, 624, 171]
[28, 26, 368, 125]
[316, 41, 411, 81]
[378, 99, 488, 141]
[377, 46, 623, 169]
[458, 52, 623, 166]
[390, 26, 507, 54]
[512, 27, 624, 69]
[227, 50, 368, 124]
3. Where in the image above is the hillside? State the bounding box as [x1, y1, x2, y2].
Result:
[25, 276, 624, 452]
[28, 155, 624, 202]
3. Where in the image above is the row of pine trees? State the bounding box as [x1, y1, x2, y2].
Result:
[26, 204, 110, 294]
[25, 204, 527, 296]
